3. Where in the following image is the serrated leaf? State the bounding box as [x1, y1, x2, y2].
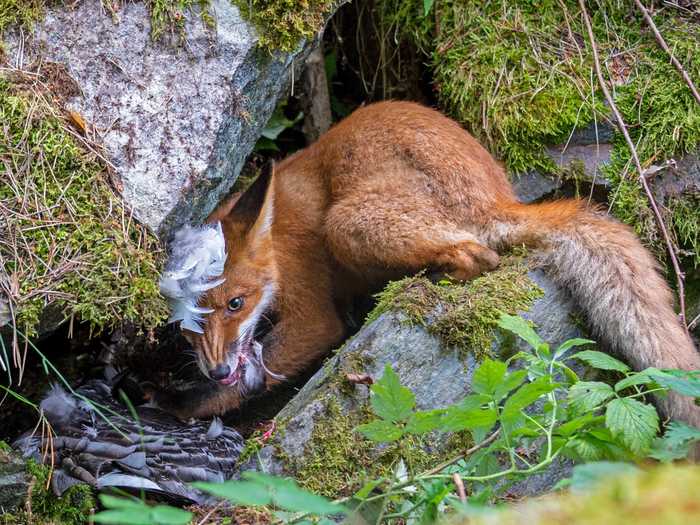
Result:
[405, 409, 446, 434]
[356, 420, 404, 442]
[605, 398, 659, 455]
[568, 381, 614, 412]
[502, 376, 557, 420]
[648, 369, 700, 397]
[442, 406, 497, 432]
[662, 421, 700, 448]
[572, 350, 629, 372]
[370, 364, 415, 422]
[472, 358, 507, 396]
[497, 313, 543, 351]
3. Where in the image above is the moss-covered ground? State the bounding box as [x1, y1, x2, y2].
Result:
[0, 71, 167, 334]
[367, 250, 543, 358]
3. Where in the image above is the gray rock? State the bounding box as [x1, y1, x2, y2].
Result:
[4, 0, 341, 237]
[252, 268, 584, 499]
[0, 447, 30, 514]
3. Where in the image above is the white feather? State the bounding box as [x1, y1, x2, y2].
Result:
[159, 222, 227, 333]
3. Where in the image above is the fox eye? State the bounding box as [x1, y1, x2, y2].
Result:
[227, 296, 244, 312]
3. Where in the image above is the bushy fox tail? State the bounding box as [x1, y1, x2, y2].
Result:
[495, 199, 700, 427]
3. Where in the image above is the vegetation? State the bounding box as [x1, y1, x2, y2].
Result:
[0, 458, 96, 525]
[367, 250, 543, 357]
[92, 313, 700, 524]
[233, 0, 338, 52]
[0, 72, 167, 334]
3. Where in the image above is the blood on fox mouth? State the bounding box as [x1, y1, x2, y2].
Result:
[218, 344, 253, 386]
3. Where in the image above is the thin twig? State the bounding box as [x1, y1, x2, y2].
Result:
[578, 0, 689, 333]
[634, 0, 700, 106]
[452, 473, 467, 504]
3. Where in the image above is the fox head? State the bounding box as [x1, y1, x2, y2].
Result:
[161, 163, 282, 394]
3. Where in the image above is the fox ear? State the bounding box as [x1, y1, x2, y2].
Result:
[230, 160, 275, 236]
[232, 161, 275, 244]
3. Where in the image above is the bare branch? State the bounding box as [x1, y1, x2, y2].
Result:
[577, 0, 689, 332]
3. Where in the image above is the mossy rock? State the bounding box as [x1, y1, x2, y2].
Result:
[452, 464, 700, 525]
[0, 445, 94, 525]
[247, 254, 587, 499]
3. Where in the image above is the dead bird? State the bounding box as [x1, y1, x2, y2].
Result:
[13, 373, 243, 505]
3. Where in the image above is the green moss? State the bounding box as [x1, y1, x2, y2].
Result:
[366, 251, 543, 358]
[0, 75, 168, 335]
[0, 460, 95, 525]
[233, 0, 337, 52]
[283, 398, 465, 499]
[670, 193, 700, 269]
[461, 465, 700, 525]
[0, 0, 44, 34]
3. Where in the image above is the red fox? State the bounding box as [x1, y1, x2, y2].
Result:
[157, 101, 700, 428]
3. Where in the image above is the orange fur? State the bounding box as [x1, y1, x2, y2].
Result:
[164, 101, 699, 430]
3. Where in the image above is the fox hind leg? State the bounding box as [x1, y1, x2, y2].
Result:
[324, 191, 499, 281]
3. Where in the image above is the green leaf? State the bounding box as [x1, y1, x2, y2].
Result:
[193, 480, 272, 506]
[354, 479, 383, 500]
[405, 408, 446, 434]
[649, 421, 700, 462]
[497, 313, 543, 351]
[556, 413, 602, 437]
[423, 0, 435, 17]
[472, 358, 507, 396]
[502, 376, 558, 420]
[356, 420, 404, 442]
[648, 369, 700, 397]
[569, 461, 639, 490]
[493, 369, 528, 401]
[605, 398, 659, 455]
[370, 364, 415, 422]
[272, 484, 343, 515]
[442, 406, 497, 432]
[572, 350, 629, 373]
[554, 338, 595, 358]
[614, 372, 654, 392]
[568, 381, 614, 412]
[98, 495, 145, 510]
[149, 506, 193, 525]
[93, 510, 154, 525]
[662, 421, 700, 448]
